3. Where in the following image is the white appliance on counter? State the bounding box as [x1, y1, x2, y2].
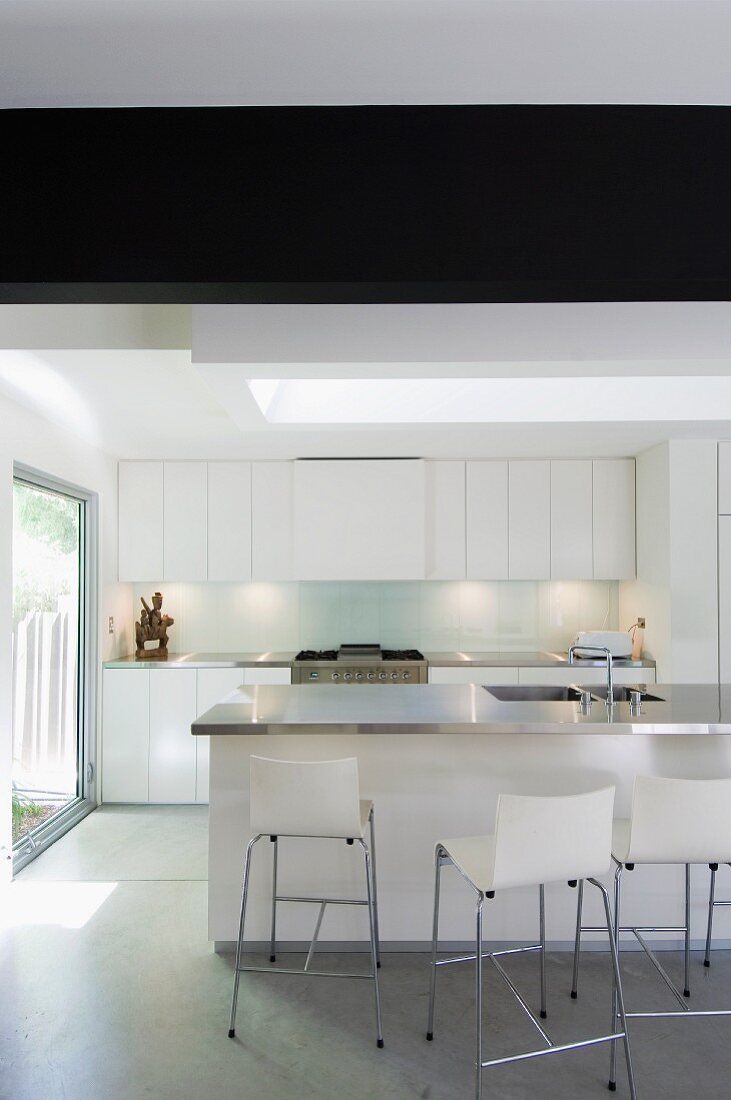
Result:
[572, 631, 633, 658]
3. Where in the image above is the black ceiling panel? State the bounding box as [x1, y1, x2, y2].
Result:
[0, 105, 729, 302]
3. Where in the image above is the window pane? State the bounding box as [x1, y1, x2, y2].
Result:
[12, 480, 81, 846]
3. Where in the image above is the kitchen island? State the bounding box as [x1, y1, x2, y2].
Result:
[194, 683, 731, 951]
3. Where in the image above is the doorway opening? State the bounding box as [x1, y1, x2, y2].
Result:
[11, 470, 96, 870]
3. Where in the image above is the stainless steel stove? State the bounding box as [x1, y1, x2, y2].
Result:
[292, 644, 428, 684]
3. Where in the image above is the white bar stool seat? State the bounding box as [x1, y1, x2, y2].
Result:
[228, 756, 383, 1048]
[427, 786, 636, 1100]
[572, 775, 731, 1090]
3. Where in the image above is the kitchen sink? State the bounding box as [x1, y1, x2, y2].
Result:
[485, 685, 583, 702]
[589, 685, 665, 703]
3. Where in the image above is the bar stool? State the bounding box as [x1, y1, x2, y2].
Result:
[426, 786, 635, 1100]
[704, 862, 731, 968]
[572, 776, 731, 1090]
[228, 755, 383, 1047]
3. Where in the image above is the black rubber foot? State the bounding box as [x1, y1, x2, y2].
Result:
[228, 1029, 235, 1039]
[540, 1010, 547, 1019]
[377, 961, 381, 968]
[377, 1038, 384, 1048]
[704, 959, 711, 968]
[571, 991, 578, 999]
[608, 1082, 617, 1092]
[426, 1031, 433, 1042]
[270, 955, 276, 962]
[684, 988, 691, 998]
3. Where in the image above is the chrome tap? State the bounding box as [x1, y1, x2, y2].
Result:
[568, 643, 614, 705]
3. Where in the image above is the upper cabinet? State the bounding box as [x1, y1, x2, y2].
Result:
[293, 459, 426, 580]
[118, 462, 163, 581]
[208, 462, 252, 582]
[426, 462, 466, 579]
[164, 463, 208, 581]
[119, 456, 636, 582]
[509, 461, 551, 579]
[550, 461, 593, 580]
[592, 459, 636, 579]
[251, 462, 294, 580]
[466, 461, 508, 579]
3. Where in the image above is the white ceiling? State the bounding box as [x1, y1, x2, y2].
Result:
[1, 6, 729, 458]
[2, 1, 730, 107]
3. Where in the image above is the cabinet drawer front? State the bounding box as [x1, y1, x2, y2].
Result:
[148, 669, 198, 803]
[429, 666, 519, 685]
[102, 669, 150, 802]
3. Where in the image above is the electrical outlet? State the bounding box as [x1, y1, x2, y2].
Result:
[108, 616, 115, 634]
[637, 617, 646, 629]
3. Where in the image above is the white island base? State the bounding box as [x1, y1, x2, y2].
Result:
[208, 732, 731, 952]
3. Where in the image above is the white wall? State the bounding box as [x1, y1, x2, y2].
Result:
[0, 390, 132, 880]
[620, 440, 718, 682]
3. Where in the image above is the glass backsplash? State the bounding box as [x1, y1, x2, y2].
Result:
[131, 581, 619, 655]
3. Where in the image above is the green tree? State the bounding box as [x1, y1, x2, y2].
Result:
[14, 482, 79, 554]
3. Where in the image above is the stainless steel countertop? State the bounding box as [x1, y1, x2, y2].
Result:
[191, 683, 724, 737]
[423, 650, 655, 668]
[103, 649, 655, 670]
[103, 651, 296, 669]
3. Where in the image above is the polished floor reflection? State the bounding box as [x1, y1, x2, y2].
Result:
[2, 806, 731, 1099]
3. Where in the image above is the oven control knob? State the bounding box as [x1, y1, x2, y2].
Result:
[391, 671, 399, 681]
[355, 672, 363, 681]
[344, 672, 353, 681]
[403, 671, 412, 680]
[378, 672, 387, 680]
[367, 672, 375, 681]
[332, 672, 340, 681]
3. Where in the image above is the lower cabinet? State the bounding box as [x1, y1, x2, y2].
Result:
[428, 666, 519, 685]
[102, 665, 291, 804]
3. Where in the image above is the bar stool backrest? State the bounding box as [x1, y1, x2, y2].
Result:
[626, 776, 731, 864]
[249, 755, 364, 838]
[492, 786, 615, 890]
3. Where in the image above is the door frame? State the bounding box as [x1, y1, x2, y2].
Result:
[11, 463, 99, 872]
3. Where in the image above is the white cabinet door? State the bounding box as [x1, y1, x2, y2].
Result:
[244, 666, 292, 685]
[252, 462, 294, 580]
[517, 666, 655, 686]
[164, 463, 208, 580]
[207, 462, 252, 581]
[195, 668, 248, 802]
[593, 460, 636, 579]
[719, 517, 731, 682]
[428, 666, 519, 685]
[426, 461, 466, 579]
[148, 669, 198, 802]
[719, 443, 731, 515]
[118, 462, 163, 581]
[509, 461, 551, 579]
[102, 669, 150, 802]
[551, 461, 593, 579]
[293, 459, 425, 580]
[466, 461, 509, 579]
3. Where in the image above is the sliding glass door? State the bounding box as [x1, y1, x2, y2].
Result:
[11, 474, 92, 866]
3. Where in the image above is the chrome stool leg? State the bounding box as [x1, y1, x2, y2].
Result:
[539, 883, 547, 1019]
[229, 834, 263, 1038]
[684, 864, 691, 997]
[571, 878, 584, 999]
[426, 845, 444, 1042]
[591, 877, 637, 1100]
[360, 838, 384, 1047]
[369, 806, 381, 968]
[475, 895, 484, 1100]
[269, 835, 278, 962]
[704, 863, 717, 967]
[609, 862, 623, 1091]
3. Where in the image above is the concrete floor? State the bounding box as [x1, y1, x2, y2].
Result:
[2, 806, 731, 1099]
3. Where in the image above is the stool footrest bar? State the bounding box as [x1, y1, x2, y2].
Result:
[435, 944, 542, 967]
[481, 1032, 626, 1069]
[236, 965, 375, 980]
[275, 895, 367, 906]
[626, 1009, 731, 1019]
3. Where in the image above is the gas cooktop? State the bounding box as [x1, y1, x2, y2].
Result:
[292, 644, 427, 684]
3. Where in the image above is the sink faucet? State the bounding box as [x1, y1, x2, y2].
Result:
[568, 644, 614, 705]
